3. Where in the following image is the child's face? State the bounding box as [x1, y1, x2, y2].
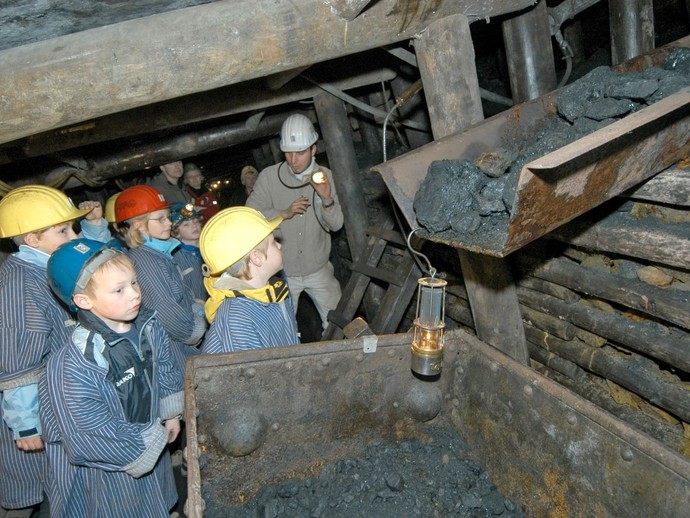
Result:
[85, 264, 141, 332]
[144, 209, 172, 240]
[263, 234, 283, 276]
[30, 222, 78, 255]
[174, 217, 202, 243]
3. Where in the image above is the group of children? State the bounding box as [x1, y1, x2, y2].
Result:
[0, 181, 300, 516]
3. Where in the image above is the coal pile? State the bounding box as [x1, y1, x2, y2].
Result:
[413, 48, 690, 248]
[204, 422, 525, 518]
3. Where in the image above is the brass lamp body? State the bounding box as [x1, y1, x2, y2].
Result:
[411, 277, 447, 377]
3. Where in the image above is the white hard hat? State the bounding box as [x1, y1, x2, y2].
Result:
[279, 114, 318, 152]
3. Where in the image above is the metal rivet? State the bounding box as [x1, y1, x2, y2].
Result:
[490, 362, 499, 372]
[200, 372, 211, 382]
[271, 422, 280, 431]
[393, 401, 399, 408]
[523, 385, 533, 396]
[567, 414, 577, 425]
[285, 361, 294, 371]
[621, 448, 634, 462]
[197, 434, 207, 444]
[387, 349, 396, 357]
[355, 353, 364, 362]
[246, 367, 256, 378]
[321, 357, 331, 367]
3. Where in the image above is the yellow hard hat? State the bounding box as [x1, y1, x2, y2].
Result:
[200, 207, 282, 275]
[104, 192, 121, 224]
[0, 185, 90, 238]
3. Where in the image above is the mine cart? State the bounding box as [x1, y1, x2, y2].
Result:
[185, 39, 690, 517]
[184, 331, 690, 517]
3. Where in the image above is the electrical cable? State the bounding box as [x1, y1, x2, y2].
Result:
[275, 161, 329, 233]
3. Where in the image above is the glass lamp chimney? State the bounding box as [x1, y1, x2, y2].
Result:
[411, 276, 447, 377]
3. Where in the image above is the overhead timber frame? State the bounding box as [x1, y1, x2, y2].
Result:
[0, 0, 535, 146]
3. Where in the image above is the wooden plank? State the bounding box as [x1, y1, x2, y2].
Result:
[370, 254, 421, 334]
[619, 165, 690, 206]
[550, 212, 690, 270]
[523, 254, 690, 331]
[525, 324, 690, 423]
[518, 287, 690, 373]
[0, 0, 533, 144]
[349, 263, 402, 286]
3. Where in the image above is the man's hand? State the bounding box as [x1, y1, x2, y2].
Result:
[280, 196, 311, 220]
[16, 436, 44, 451]
[310, 170, 332, 202]
[79, 200, 103, 221]
[165, 419, 181, 444]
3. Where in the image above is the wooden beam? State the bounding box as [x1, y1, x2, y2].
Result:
[518, 287, 690, 373]
[619, 165, 690, 206]
[525, 325, 690, 423]
[1, 62, 397, 164]
[550, 211, 690, 270]
[0, 0, 533, 145]
[521, 254, 690, 331]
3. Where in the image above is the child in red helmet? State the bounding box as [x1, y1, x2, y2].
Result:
[115, 185, 206, 375]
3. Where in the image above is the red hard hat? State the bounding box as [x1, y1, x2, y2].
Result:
[115, 185, 169, 223]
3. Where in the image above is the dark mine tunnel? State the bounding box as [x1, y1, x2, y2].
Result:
[0, 1, 689, 517]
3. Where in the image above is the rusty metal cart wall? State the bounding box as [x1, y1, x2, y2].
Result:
[184, 330, 690, 517]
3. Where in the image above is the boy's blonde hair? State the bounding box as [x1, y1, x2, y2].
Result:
[81, 253, 136, 299]
[12, 223, 66, 247]
[226, 236, 269, 280]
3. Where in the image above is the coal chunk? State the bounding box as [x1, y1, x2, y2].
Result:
[413, 159, 486, 232]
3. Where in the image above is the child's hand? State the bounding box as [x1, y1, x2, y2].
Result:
[16, 436, 44, 451]
[165, 419, 181, 444]
[79, 200, 103, 221]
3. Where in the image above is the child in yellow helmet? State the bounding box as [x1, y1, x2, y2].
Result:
[0, 185, 108, 512]
[199, 207, 299, 353]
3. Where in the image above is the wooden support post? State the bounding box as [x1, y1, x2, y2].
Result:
[314, 92, 384, 322]
[610, 0, 655, 65]
[415, 14, 529, 364]
[313, 93, 369, 261]
[501, 0, 557, 102]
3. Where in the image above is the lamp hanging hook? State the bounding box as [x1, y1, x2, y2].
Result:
[406, 227, 437, 278]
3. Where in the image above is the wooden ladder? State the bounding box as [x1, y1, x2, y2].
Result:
[323, 212, 421, 340]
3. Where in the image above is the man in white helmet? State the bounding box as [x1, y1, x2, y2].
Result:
[247, 113, 343, 333]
